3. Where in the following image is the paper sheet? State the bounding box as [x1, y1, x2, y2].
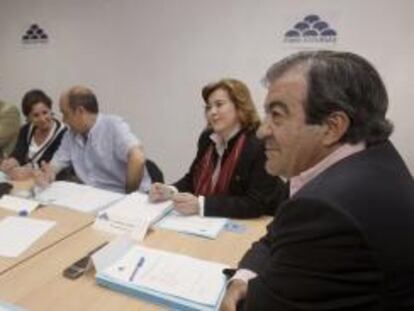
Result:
[93, 192, 172, 240]
[157, 211, 227, 239]
[100, 192, 172, 224]
[103, 245, 228, 306]
[35, 181, 124, 214]
[0, 195, 40, 214]
[0, 216, 56, 257]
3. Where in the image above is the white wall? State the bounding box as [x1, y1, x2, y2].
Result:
[0, 0, 413, 181]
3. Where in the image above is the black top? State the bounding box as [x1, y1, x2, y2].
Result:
[173, 129, 287, 219]
[11, 118, 66, 167]
[239, 141, 414, 310]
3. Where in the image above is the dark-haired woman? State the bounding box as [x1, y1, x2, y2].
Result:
[0, 89, 66, 179]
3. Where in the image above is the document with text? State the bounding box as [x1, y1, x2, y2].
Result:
[0, 216, 55, 257]
[93, 192, 172, 241]
[157, 211, 228, 239]
[35, 181, 124, 214]
[96, 244, 228, 310]
[0, 195, 40, 214]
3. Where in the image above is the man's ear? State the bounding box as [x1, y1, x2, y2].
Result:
[322, 111, 350, 146]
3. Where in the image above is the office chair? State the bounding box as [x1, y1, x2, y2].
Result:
[146, 159, 164, 183]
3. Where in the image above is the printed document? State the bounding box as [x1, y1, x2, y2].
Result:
[93, 192, 172, 241]
[0, 216, 55, 257]
[157, 211, 227, 239]
[35, 181, 124, 213]
[101, 244, 228, 306]
[0, 195, 39, 214]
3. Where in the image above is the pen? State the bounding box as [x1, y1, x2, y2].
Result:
[18, 210, 28, 216]
[129, 256, 145, 282]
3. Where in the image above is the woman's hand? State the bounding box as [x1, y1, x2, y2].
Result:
[149, 182, 174, 202]
[172, 192, 200, 215]
[0, 158, 19, 173]
[33, 161, 55, 188]
[8, 166, 34, 181]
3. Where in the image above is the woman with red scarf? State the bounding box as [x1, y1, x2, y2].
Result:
[149, 79, 286, 218]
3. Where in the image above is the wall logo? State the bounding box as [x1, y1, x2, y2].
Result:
[22, 24, 49, 44]
[284, 14, 337, 44]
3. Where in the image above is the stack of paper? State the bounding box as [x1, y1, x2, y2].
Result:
[35, 181, 124, 214]
[0, 216, 55, 257]
[157, 211, 228, 239]
[0, 195, 40, 214]
[95, 242, 228, 311]
[93, 192, 172, 241]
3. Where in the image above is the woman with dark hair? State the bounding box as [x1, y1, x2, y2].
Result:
[150, 79, 286, 219]
[0, 89, 66, 179]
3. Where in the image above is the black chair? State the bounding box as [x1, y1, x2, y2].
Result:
[146, 159, 164, 183]
[56, 165, 83, 183]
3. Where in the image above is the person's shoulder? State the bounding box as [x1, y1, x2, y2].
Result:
[196, 128, 214, 149]
[99, 114, 128, 127]
[296, 141, 412, 211]
[241, 128, 263, 151]
[53, 119, 67, 136]
[0, 101, 19, 116]
[20, 122, 31, 131]
[199, 128, 213, 140]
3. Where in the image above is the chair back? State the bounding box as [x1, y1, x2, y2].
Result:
[146, 159, 164, 183]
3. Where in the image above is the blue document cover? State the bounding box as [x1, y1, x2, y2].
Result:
[96, 274, 226, 311]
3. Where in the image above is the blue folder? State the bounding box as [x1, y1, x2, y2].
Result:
[94, 243, 227, 311]
[96, 273, 226, 311]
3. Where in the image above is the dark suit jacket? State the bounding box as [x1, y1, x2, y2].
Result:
[239, 141, 414, 310]
[174, 129, 287, 218]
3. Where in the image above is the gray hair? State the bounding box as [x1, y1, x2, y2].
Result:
[264, 50, 393, 145]
[67, 86, 99, 114]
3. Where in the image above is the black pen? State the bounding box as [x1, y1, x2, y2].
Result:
[129, 256, 145, 282]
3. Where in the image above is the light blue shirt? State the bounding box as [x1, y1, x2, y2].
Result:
[52, 114, 151, 193]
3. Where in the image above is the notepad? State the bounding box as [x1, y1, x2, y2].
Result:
[35, 181, 124, 214]
[157, 211, 228, 239]
[0, 195, 40, 214]
[93, 192, 172, 241]
[0, 216, 55, 257]
[95, 240, 228, 311]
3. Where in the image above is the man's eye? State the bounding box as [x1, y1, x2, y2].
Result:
[271, 110, 282, 118]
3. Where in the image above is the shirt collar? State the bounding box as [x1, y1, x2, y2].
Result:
[209, 126, 241, 156]
[289, 143, 366, 197]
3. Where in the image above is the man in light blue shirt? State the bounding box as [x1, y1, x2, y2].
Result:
[37, 85, 151, 193]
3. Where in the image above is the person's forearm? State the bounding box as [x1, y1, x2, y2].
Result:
[125, 147, 145, 193]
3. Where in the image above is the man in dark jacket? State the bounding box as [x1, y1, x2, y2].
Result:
[220, 51, 414, 310]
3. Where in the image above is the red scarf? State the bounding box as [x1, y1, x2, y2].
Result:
[193, 132, 246, 195]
